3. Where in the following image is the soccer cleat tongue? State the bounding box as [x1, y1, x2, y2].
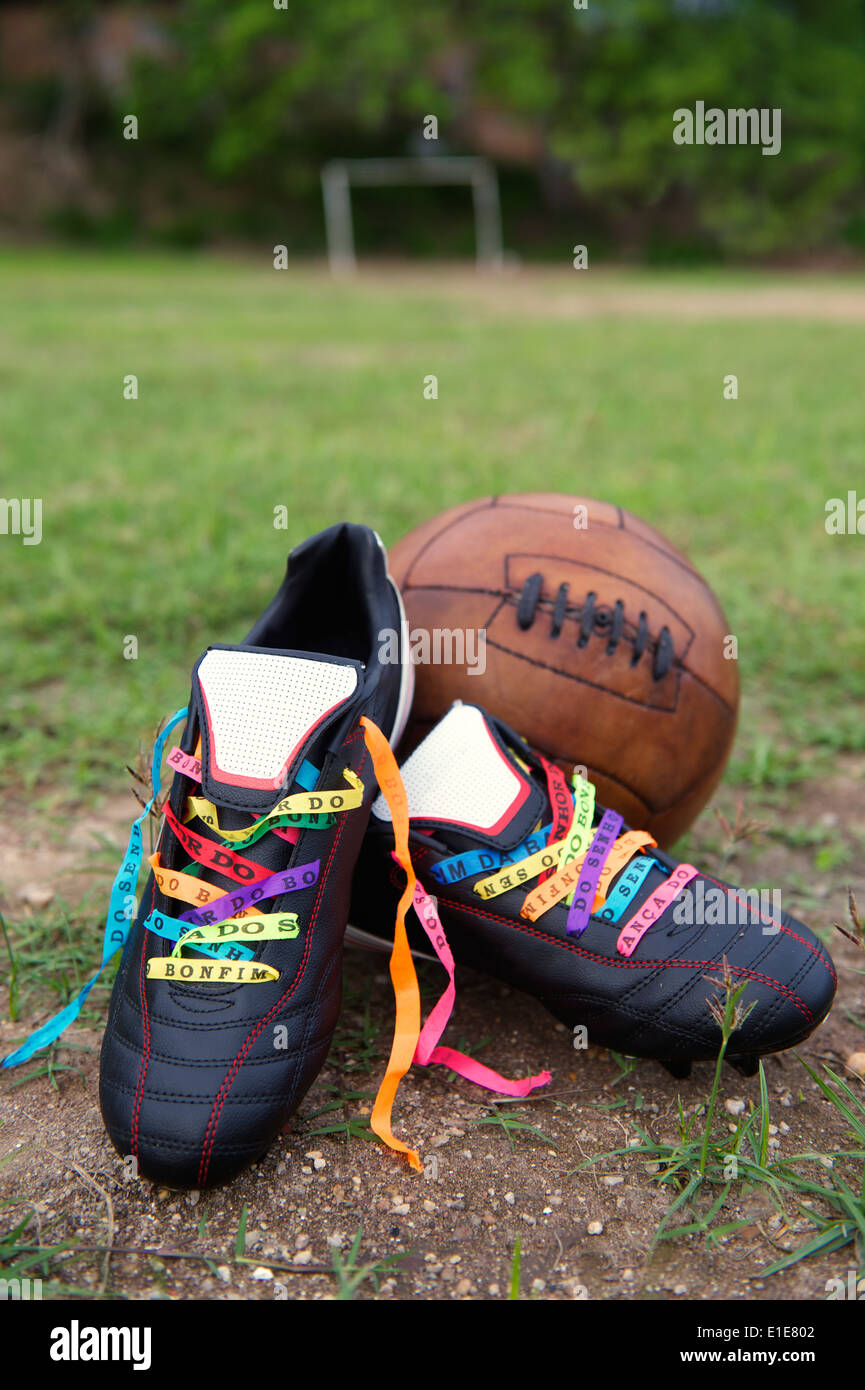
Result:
[191, 644, 364, 814]
[371, 702, 545, 849]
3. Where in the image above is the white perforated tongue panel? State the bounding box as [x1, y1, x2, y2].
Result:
[197, 648, 359, 794]
[373, 703, 526, 833]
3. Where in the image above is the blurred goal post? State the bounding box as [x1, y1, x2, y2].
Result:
[321, 156, 504, 272]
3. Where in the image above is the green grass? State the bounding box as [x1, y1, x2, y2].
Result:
[301, 1087, 378, 1145]
[0, 1141, 106, 1299]
[509, 1237, 522, 1300]
[327, 1225, 408, 1301]
[575, 946, 865, 1283]
[1, 250, 864, 797]
[0, 894, 116, 1064]
[466, 1108, 557, 1151]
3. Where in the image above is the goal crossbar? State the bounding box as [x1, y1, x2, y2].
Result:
[321, 156, 503, 272]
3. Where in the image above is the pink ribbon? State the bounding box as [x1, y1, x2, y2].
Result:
[617, 863, 699, 957]
[408, 876, 551, 1097]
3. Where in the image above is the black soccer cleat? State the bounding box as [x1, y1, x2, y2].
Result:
[350, 703, 836, 1074]
[98, 524, 412, 1187]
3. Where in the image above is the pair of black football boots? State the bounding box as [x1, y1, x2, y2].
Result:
[94, 524, 835, 1186]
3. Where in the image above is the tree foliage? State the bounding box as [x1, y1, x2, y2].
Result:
[56, 1, 865, 255]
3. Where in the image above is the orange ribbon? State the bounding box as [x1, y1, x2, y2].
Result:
[361, 716, 423, 1172]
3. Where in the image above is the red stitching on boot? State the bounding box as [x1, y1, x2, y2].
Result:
[131, 875, 157, 1156]
[700, 873, 836, 985]
[197, 732, 367, 1185]
[438, 894, 816, 1023]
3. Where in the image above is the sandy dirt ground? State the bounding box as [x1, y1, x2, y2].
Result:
[323, 263, 865, 322]
[1, 768, 864, 1302]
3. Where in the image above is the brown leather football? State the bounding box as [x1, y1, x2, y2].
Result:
[388, 493, 739, 848]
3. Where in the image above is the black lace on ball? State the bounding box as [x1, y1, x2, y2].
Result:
[516, 572, 675, 681]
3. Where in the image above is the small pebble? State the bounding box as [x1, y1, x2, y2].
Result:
[250, 1267, 273, 1281]
[504, 1192, 515, 1206]
[22, 885, 54, 910]
[725, 1098, 746, 1117]
[846, 1052, 865, 1078]
[587, 1220, 604, 1235]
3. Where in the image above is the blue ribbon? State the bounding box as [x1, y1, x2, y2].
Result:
[597, 854, 657, 924]
[429, 823, 553, 886]
[142, 908, 254, 962]
[2, 707, 189, 1067]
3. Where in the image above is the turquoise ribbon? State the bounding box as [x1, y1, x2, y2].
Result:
[597, 854, 657, 924]
[429, 823, 553, 886]
[2, 707, 189, 1067]
[142, 908, 254, 962]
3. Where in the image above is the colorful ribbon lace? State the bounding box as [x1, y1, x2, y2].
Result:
[426, 750, 697, 963]
[3, 708, 552, 1183]
[358, 718, 551, 1172]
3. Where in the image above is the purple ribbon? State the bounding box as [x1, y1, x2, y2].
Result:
[565, 810, 623, 936]
[179, 858, 320, 927]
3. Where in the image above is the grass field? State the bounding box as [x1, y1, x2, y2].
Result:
[1, 251, 864, 1302]
[1, 251, 864, 795]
